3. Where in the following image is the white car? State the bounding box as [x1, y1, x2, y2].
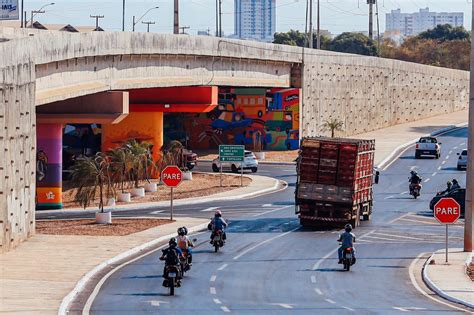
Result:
[212, 150, 258, 173]
[457, 149, 467, 170]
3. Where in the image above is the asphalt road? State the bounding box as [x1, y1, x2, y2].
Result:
[83, 128, 470, 314]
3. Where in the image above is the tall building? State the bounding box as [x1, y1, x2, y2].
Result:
[386, 8, 463, 38]
[234, 0, 275, 42]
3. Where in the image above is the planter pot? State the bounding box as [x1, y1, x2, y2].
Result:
[107, 198, 116, 207]
[96, 211, 112, 224]
[117, 192, 131, 202]
[131, 187, 145, 197]
[144, 183, 157, 192]
[254, 152, 265, 160]
[182, 171, 193, 181]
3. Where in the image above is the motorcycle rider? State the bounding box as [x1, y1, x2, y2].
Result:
[451, 179, 461, 191]
[177, 227, 194, 265]
[438, 181, 453, 195]
[409, 170, 422, 193]
[160, 238, 184, 284]
[209, 210, 228, 243]
[337, 224, 356, 264]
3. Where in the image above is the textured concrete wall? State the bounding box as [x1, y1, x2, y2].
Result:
[301, 53, 469, 137]
[0, 61, 36, 253]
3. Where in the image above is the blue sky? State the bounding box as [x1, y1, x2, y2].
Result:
[22, 0, 472, 35]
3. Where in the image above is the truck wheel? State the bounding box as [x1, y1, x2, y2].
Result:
[363, 214, 371, 221]
[415, 152, 420, 159]
[457, 165, 462, 171]
[436, 153, 440, 159]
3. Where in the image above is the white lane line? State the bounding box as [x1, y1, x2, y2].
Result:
[271, 303, 293, 309]
[453, 146, 458, 149]
[384, 195, 395, 200]
[210, 275, 217, 282]
[314, 288, 323, 295]
[213, 298, 222, 305]
[342, 306, 355, 312]
[218, 263, 228, 271]
[432, 172, 437, 176]
[221, 306, 231, 312]
[233, 227, 299, 260]
[424, 178, 430, 183]
[409, 253, 467, 312]
[310, 275, 317, 283]
[460, 142, 466, 146]
[262, 204, 273, 207]
[388, 213, 412, 224]
[445, 155, 450, 160]
[210, 287, 217, 295]
[437, 166, 442, 170]
[400, 191, 408, 195]
[410, 166, 417, 171]
[393, 307, 409, 312]
[252, 205, 292, 217]
[361, 235, 398, 242]
[398, 218, 438, 225]
[201, 207, 219, 212]
[150, 210, 165, 214]
[149, 300, 168, 307]
[325, 298, 336, 304]
[441, 161, 446, 165]
[449, 150, 453, 154]
[372, 232, 425, 241]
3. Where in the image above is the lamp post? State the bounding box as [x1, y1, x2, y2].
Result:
[132, 6, 159, 32]
[122, 0, 125, 31]
[29, 2, 54, 28]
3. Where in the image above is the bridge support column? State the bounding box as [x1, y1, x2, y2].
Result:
[36, 124, 63, 210]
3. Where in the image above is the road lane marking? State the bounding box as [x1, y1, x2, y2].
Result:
[424, 178, 430, 183]
[441, 161, 446, 165]
[218, 263, 228, 271]
[409, 253, 467, 312]
[388, 213, 412, 224]
[393, 307, 427, 312]
[360, 235, 398, 242]
[371, 232, 425, 241]
[384, 195, 395, 200]
[233, 227, 300, 260]
[149, 300, 168, 307]
[410, 166, 417, 171]
[398, 218, 438, 225]
[252, 205, 292, 217]
[150, 210, 165, 214]
[314, 288, 323, 295]
[210, 287, 217, 294]
[432, 172, 437, 176]
[449, 150, 453, 154]
[201, 207, 219, 212]
[342, 306, 355, 312]
[213, 298, 222, 304]
[210, 275, 217, 282]
[221, 306, 231, 312]
[271, 303, 293, 309]
[437, 166, 442, 170]
[325, 298, 336, 304]
[460, 142, 466, 146]
[400, 191, 408, 195]
[262, 204, 272, 207]
[445, 155, 450, 160]
[453, 146, 458, 149]
[310, 275, 317, 283]
[393, 307, 409, 312]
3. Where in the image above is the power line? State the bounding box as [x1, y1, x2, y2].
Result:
[90, 14, 104, 30]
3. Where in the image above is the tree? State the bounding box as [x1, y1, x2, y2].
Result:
[124, 140, 154, 188]
[418, 24, 470, 42]
[71, 152, 113, 212]
[273, 30, 331, 49]
[108, 147, 133, 193]
[328, 32, 378, 56]
[321, 118, 344, 138]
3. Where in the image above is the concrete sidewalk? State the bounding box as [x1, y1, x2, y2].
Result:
[423, 249, 474, 309]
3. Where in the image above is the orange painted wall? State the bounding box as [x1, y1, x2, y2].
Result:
[102, 111, 163, 163]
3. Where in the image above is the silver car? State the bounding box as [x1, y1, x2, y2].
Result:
[212, 150, 258, 173]
[457, 149, 467, 170]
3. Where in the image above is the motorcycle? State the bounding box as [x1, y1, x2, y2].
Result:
[212, 230, 225, 252]
[341, 247, 356, 271]
[409, 183, 422, 199]
[162, 264, 181, 296]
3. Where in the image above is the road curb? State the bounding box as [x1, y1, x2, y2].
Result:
[422, 251, 474, 310]
[39, 174, 284, 216]
[376, 122, 468, 170]
[58, 222, 209, 315]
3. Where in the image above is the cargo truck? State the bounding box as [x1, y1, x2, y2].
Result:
[295, 137, 375, 228]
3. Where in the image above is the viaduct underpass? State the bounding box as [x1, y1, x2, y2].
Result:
[0, 27, 469, 252]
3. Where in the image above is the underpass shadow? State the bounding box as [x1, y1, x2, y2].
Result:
[441, 167, 459, 171]
[225, 217, 302, 233]
[315, 268, 346, 272]
[122, 275, 162, 280]
[115, 293, 169, 297]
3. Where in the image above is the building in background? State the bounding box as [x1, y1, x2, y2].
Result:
[234, 0, 275, 42]
[386, 8, 463, 38]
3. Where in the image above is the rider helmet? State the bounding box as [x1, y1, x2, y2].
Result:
[177, 227, 185, 236]
[344, 224, 353, 232]
[452, 179, 458, 185]
[182, 226, 188, 235]
[169, 237, 177, 247]
[410, 170, 416, 176]
[447, 181, 452, 187]
[215, 210, 222, 217]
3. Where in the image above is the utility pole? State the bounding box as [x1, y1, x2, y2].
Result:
[174, 0, 179, 34]
[20, 0, 24, 28]
[122, 0, 125, 31]
[465, 1, 474, 252]
[219, 0, 223, 37]
[367, 0, 375, 40]
[309, 0, 313, 48]
[90, 15, 104, 31]
[30, 10, 44, 28]
[215, 0, 219, 36]
[179, 26, 190, 34]
[317, 0, 320, 49]
[142, 21, 155, 32]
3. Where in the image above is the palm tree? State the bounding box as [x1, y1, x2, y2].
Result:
[321, 118, 344, 138]
[160, 140, 185, 170]
[108, 147, 133, 193]
[71, 152, 112, 212]
[125, 140, 154, 188]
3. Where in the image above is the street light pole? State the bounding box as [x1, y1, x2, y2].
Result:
[28, 2, 54, 28]
[309, 0, 313, 48]
[122, 0, 125, 31]
[20, 0, 24, 28]
[132, 6, 159, 32]
[317, 0, 320, 49]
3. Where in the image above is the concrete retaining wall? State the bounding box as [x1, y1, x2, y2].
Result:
[0, 29, 469, 252]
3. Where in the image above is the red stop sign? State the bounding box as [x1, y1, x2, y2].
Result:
[161, 166, 182, 187]
[434, 198, 461, 224]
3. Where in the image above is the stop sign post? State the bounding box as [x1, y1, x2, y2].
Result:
[162, 166, 183, 220]
[434, 198, 461, 263]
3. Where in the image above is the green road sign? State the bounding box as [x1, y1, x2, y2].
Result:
[219, 145, 244, 162]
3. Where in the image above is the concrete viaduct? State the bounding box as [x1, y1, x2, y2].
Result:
[0, 28, 469, 252]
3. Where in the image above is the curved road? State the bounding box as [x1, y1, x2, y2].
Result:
[85, 128, 469, 314]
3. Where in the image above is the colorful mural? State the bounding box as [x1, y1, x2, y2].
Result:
[179, 88, 300, 151]
[36, 124, 63, 210]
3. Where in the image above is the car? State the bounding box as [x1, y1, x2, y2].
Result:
[415, 136, 441, 159]
[457, 149, 467, 170]
[183, 149, 197, 170]
[212, 150, 258, 173]
[429, 188, 465, 218]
